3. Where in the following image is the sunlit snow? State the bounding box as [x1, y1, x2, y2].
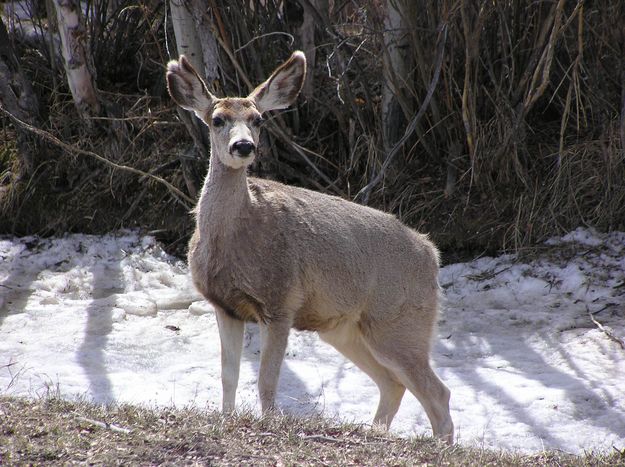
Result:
[1, 228, 623, 454]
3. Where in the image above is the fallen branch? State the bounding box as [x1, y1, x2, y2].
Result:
[76, 416, 133, 434]
[0, 107, 195, 208]
[587, 307, 625, 350]
[299, 434, 341, 443]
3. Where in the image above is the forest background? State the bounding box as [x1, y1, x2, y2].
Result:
[1, 0, 624, 258]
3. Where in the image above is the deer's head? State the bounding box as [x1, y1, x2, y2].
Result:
[166, 52, 306, 170]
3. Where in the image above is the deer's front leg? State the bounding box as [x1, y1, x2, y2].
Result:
[215, 306, 245, 413]
[258, 319, 291, 412]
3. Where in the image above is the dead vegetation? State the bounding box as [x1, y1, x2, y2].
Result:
[1, 1, 624, 257]
[1, 396, 622, 466]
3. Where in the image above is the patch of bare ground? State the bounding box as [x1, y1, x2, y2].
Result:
[0, 396, 622, 466]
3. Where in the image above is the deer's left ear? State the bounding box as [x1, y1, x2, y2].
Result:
[248, 51, 306, 114]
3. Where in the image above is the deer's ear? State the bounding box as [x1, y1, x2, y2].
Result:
[248, 51, 306, 114]
[166, 55, 216, 115]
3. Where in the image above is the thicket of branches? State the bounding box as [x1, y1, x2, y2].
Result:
[1, 0, 624, 256]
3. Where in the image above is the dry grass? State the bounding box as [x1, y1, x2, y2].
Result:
[2, 1, 625, 257]
[0, 396, 622, 466]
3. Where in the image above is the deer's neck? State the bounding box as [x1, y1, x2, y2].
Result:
[195, 152, 250, 235]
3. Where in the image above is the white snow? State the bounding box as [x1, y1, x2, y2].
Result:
[1, 228, 623, 454]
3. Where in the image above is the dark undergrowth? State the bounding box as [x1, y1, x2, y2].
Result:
[1, 1, 624, 260]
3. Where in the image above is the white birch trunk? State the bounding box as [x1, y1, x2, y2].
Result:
[169, 0, 219, 197]
[188, 0, 220, 87]
[169, 0, 204, 72]
[52, 0, 99, 120]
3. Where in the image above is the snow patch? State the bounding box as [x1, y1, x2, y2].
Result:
[1, 228, 624, 454]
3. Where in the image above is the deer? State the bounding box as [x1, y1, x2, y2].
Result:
[166, 51, 454, 444]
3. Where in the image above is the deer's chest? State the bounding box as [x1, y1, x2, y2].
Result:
[188, 230, 274, 323]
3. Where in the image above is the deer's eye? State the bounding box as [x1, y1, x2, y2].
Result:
[252, 116, 264, 128]
[212, 116, 225, 127]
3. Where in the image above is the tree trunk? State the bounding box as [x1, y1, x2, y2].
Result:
[292, 0, 328, 99]
[0, 17, 41, 176]
[169, 0, 221, 198]
[51, 0, 100, 121]
[382, 0, 413, 153]
[188, 0, 220, 88]
[170, 0, 204, 72]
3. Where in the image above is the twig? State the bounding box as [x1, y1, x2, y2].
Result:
[587, 307, 625, 350]
[235, 32, 295, 53]
[4, 359, 26, 392]
[76, 416, 133, 434]
[266, 120, 343, 195]
[465, 266, 512, 282]
[300, 434, 341, 443]
[523, 0, 572, 111]
[590, 303, 618, 315]
[0, 107, 194, 208]
[354, 22, 448, 204]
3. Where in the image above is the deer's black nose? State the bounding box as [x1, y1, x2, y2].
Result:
[232, 140, 255, 156]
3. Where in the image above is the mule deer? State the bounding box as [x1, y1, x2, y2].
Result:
[166, 51, 454, 444]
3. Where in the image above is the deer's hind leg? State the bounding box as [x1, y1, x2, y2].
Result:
[360, 309, 454, 444]
[319, 322, 406, 428]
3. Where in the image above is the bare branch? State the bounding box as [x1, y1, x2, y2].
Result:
[587, 307, 625, 351]
[355, 22, 448, 205]
[1, 107, 194, 207]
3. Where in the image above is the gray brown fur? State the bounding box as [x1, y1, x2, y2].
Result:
[166, 51, 454, 444]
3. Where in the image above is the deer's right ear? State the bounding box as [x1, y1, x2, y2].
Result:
[166, 55, 215, 115]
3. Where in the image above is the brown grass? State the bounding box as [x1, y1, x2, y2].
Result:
[1, 396, 622, 466]
[2, 1, 625, 257]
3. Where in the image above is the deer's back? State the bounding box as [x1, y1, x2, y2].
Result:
[250, 179, 440, 331]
